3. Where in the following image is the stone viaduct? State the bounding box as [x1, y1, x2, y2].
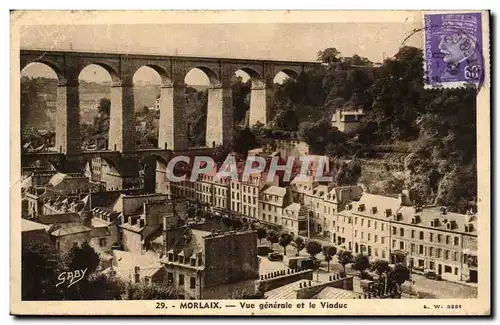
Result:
[20, 49, 319, 183]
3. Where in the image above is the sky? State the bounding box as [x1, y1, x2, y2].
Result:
[20, 22, 421, 85]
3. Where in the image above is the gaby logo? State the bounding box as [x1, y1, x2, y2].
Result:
[56, 268, 88, 288]
[166, 155, 333, 183]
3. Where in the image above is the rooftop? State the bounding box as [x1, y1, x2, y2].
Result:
[314, 286, 359, 299]
[263, 186, 287, 197]
[49, 225, 91, 237]
[22, 219, 49, 232]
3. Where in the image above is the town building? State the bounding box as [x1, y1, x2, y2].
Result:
[331, 108, 365, 134]
[162, 226, 259, 299]
[332, 191, 478, 283]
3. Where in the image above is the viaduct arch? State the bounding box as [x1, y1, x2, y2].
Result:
[20, 50, 319, 188]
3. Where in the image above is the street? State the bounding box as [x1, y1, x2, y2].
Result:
[258, 239, 478, 299]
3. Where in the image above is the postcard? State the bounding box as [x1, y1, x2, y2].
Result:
[10, 10, 490, 316]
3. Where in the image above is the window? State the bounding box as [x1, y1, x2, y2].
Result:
[418, 259, 425, 267]
[437, 234, 442, 243]
[411, 230, 415, 239]
[411, 243, 415, 253]
[381, 224, 385, 231]
[367, 220, 371, 228]
[437, 248, 442, 258]
[374, 221, 378, 230]
[445, 250, 450, 260]
[190, 277, 196, 289]
[429, 247, 434, 256]
[361, 232, 364, 239]
[355, 230, 358, 238]
[453, 252, 458, 261]
[167, 272, 174, 284]
[375, 248, 379, 256]
[446, 235, 450, 244]
[454, 237, 459, 246]
[418, 245, 424, 254]
[355, 217, 358, 225]
[361, 219, 364, 226]
[99, 238, 107, 247]
[382, 250, 386, 259]
[179, 274, 185, 286]
[444, 265, 452, 273]
[399, 241, 404, 250]
[367, 233, 371, 241]
[381, 237, 385, 244]
[455, 268, 459, 275]
[392, 239, 396, 248]
[429, 233, 434, 242]
[419, 231, 424, 240]
[374, 235, 378, 243]
[400, 228, 404, 237]
[392, 227, 397, 235]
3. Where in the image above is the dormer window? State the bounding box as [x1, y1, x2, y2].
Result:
[386, 209, 393, 217]
[464, 223, 474, 232]
[358, 204, 365, 212]
[371, 207, 378, 214]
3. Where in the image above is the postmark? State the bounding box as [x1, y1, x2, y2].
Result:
[424, 12, 483, 88]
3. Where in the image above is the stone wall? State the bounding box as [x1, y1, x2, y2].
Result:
[257, 269, 313, 293]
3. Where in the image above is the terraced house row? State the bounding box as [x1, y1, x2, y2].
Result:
[156, 160, 477, 284]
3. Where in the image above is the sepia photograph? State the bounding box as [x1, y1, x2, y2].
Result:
[10, 10, 490, 316]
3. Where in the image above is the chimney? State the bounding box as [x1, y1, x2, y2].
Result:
[139, 219, 145, 228]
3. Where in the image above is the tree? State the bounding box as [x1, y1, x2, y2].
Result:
[317, 47, 341, 65]
[305, 240, 322, 259]
[22, 237, 62, 300]
[221, 217, 233, 230]
[64, 240, 100, 276]
[231, 219, 243, 230]
[278, 233, 294, 256]
[257, 227, 267, 244]
[293, 236, 306, 256]
[232, 128, 258, 158]
[266, 231, 279, 250]
[371, 259, 391, 278]
[123, 283, 176, 300]
[98, 98, 111, 116]
[337, 250, 353, 276]
[388, 263, 411, 293]
[352, 253, 371, 277]
[298, 119, 348, 155]
[81, 274, 125, 300]
[322, 245, 337, 272]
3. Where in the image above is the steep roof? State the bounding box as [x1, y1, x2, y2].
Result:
[47, 173, 68, 187]
[22, 219, 49, 232]
[397, 206, 477, 236]
[37, 213, 81, 225]
[263, 186, 286, 197]
[111, 250, 164, 282]
[49, 225, 91, 237]
[314, 286, 359, 299]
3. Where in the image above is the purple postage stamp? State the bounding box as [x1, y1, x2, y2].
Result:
[424, 12, 483, 88]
